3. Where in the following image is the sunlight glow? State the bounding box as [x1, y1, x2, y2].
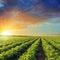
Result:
[1, 31, 11, 36]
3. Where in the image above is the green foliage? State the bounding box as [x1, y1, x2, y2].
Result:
[42, 37, 60, 60]
[0, 54, 4, 60]
[0, 36, 60, 60]
[18, 38, 40, 60]
[0, 37, 37, 60]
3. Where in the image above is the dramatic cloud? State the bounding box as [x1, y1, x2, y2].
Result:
[0, 0, 60, 31]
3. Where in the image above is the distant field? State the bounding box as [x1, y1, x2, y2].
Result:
[0, 36, 60, 60]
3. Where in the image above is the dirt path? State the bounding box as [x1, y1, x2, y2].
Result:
[37, 39, 46, 60]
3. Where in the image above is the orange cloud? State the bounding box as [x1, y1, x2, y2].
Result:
[0, 9, 52, 32]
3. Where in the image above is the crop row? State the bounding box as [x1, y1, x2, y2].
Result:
[18, 38, 40, 60]
[0, 42, 22, 53]
[45, 38, 60, 49]
[0, 39, 33, 53]
[42, 38, 60, 60]
[0, 37, 37, 53]
[0, 36, 36, 47]
[0, 38, 38, 60]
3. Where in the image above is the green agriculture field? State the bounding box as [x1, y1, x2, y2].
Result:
[0, 36, 60, 60]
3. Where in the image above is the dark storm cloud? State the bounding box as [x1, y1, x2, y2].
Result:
[0, 0, 60, 12]
[0, 0, 59, 11]
[0, 0, 60, 23]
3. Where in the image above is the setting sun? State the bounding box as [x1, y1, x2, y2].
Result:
[1, 31, 11, 36]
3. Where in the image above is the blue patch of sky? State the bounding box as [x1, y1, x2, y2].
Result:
[48, 18, 60, 23]
[0, 3, 4, 8]
[25, 23, 60, 34]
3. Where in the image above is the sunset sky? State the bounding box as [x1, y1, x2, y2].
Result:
[0, 0, 60, 35]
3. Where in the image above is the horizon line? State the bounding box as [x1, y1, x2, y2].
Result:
[0, 34, 60, 36]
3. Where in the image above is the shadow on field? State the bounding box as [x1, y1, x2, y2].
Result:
[8, 44, 32, 60]
[53, 41, 60, 44]
[36, 39, 46, 60]
[44, 39, 60, 55]
[8, 39, 37, 60]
